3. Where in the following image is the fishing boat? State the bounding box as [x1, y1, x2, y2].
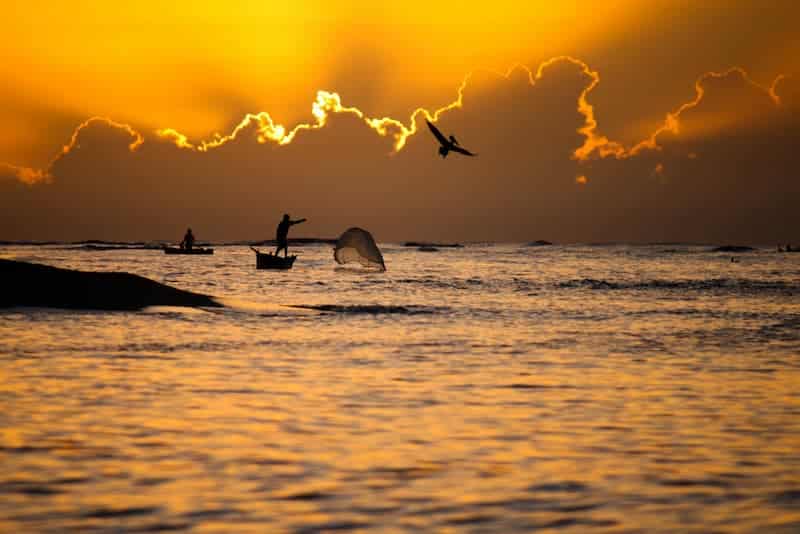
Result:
[163, 246, 214, 255]
[251, 247, 296, 270]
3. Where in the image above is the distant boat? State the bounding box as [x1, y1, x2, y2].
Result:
[251, 247, 296, 270]
[163, 246, 214, 255]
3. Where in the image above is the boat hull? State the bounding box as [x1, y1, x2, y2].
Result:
[254, 251, 296, 270]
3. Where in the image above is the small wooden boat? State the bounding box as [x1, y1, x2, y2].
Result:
[163, 246, 214, 255]
[251, 247, 296, 270]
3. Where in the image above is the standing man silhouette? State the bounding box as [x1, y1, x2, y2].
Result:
[275, 214, 306, 257]
[180, 228, 195, 251]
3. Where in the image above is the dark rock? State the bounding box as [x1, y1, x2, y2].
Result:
[526, 240, 553, 247]
[0, 259, 220, 310]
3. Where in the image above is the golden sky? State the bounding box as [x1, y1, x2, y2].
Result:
[2, 1, 643, 162]
[1, 1, 798, 241]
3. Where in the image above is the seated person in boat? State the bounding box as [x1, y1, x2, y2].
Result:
[180, 228, 195, 250]
[275, 214, 306, 257]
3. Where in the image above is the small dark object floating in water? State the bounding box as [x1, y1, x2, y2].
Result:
[418, 246, 439, 252]
[163, 246, 214, 255]
[251, 247, 296, 270]
[526, 240, 553, 247]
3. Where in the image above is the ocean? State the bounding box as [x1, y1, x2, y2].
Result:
[1, 243, 799, 532]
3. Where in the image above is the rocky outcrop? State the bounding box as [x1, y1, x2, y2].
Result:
[0, 259, 220, 310]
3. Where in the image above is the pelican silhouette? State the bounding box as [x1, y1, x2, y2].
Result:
[426, 120, 477, 158]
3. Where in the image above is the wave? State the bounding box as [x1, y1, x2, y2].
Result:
[557, 278, 798, 293]
[393, 275, 798, 295]
[289, 304, 438, 315]
[395, 277, 485, 290]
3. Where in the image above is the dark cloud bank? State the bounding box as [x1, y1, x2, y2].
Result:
[1, 63, 798, 244]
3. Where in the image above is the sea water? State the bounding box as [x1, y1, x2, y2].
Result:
[1, 243, 799, 532]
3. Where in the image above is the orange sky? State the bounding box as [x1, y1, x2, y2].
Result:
[1, 1, 644, 162]
[1, 1, 798, 242]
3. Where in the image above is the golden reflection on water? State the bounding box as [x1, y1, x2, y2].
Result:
[1, 244, 800, 531]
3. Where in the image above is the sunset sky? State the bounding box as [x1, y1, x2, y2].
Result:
[2, 1, 798, 242]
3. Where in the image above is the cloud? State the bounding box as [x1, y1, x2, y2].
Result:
[155, 83, 467, 154]
[1, 58, 797, 243]
[1, 117, 143, 185]
[0, 163, 50, 185]
[3, 58, 788, 186]
[151, 56, 609, 159]
[652, 163, 664, 176]
[577, 67, 785, 160]
[0, 56, 604, 174]
[772, 74, 798, 109]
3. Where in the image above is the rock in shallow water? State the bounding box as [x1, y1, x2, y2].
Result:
[0, 259, 220, 310]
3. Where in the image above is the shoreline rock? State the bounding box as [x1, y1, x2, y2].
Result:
[0, 259, 221, 310]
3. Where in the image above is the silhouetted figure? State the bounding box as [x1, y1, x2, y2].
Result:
[180, 228, 195, 251]
[426, 119, 477, 158]
[275, 214, 306, 257]
[787, 244, 793, 252]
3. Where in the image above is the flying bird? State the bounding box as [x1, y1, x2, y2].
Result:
[426, 119, 477, 158]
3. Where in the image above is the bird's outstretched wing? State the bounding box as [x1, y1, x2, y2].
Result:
[450, 145, 477, 157]
[426, 119, 449, 146]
